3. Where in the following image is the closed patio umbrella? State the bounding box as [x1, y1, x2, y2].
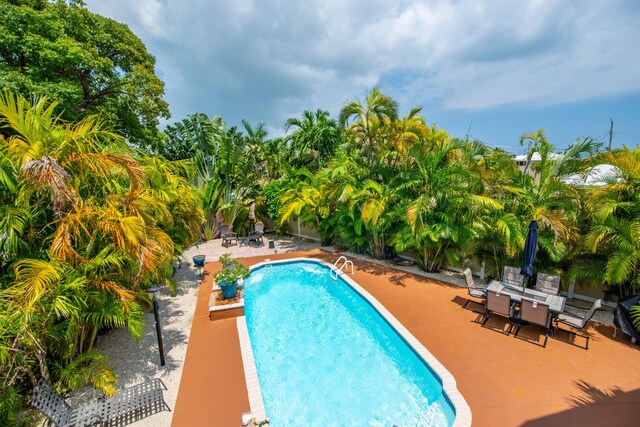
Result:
[520, 220, 538, 285]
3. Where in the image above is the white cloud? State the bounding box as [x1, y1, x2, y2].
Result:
[85, 0, 640, 130]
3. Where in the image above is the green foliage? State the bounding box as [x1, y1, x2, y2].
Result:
[632, 305, 640, 333]
[284, 109, 341, 171]
[214, 255, 250, 286]
[51, 350, 118, 396]
[162, 113, 222, 162]
[0, 384, 34, 427]
[263, 180, 287, 221]
[570, 146, 640, 296]
[160, 110, 293, 238]
[0, 0, 169, 147]
[279, 168, 339, 242]
[0, 91, 201, 409]
[339, 86, 399, 169]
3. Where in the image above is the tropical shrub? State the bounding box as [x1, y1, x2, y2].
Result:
[0, 91, 200, 409]
[571, 146, 640, 297]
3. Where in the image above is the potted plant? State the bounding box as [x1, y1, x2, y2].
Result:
[215, 255, 250, 299]
[218, 253, 234, 271]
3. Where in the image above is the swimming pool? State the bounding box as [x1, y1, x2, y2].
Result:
[243, 259, 470, 426]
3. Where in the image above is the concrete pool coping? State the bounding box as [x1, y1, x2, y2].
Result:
[238, 257, 471, 426]
[172, 249, 640, 427]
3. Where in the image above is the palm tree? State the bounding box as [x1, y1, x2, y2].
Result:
[352, 179, 402, 259]
[519, 128, 548, 174]
[284, 109, 341, 171]
[0, 90, 200, 397]
[470, 148, 527, 277]
[339, 87, 398, 169]
[571, 146, 640, 296]
[261, 137, 288, 181]
[502, 137, 599, 265]
[242, 119, 268, 177]
[391, 136, 496, 271]
[279, 169, 335, 243]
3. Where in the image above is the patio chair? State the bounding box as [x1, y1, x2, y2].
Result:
[220, 223, 238, 247]
[462, 268, 486, 313]
[503, 266, 525, 291]
[513, 299, 553, 348]
[481, 291, 515, 335]
[32, 378, 170, 427]
[554, 299, 602, 350]
[248, 221, 264, 246]
[535, 272, 561, 295]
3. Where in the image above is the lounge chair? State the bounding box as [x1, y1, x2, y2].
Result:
[248, 221, 264, 246]
[32, 378, 170, 427]
[481, 291, 515, 335]
[220, 223, 238, 247]
[503, 266, 525, 291]
[513, 299, 553, 348]
[462, 268, 486, 313]
[554, 299, 602, 350]
[535, 272, 561, 295]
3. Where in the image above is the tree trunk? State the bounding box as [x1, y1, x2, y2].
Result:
[87, 326, 99, 351]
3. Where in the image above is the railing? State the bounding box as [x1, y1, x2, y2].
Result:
[330, 256, 354, 280]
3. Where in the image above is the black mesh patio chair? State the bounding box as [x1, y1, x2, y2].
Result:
[535, 272, 561, 295]
[513, 299, 554, 348]
[554, 299, 602, 350]
[462, 268, 486, 313]
[32, 378, 170, 427]
[481, 291, 516, 335]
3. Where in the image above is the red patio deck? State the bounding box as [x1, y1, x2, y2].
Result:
[172, 250, 640, 427]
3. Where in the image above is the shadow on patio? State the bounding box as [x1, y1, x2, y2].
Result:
[522, 382, 640, 426]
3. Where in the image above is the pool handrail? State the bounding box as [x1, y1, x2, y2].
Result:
[331, 256, 354, 279]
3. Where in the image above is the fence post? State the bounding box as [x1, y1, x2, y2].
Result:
[567, 279, 576, 299]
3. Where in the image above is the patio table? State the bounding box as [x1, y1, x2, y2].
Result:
[487, 280, 566, 313]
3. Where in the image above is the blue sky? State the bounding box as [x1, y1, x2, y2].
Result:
[86, 0, 640, 153]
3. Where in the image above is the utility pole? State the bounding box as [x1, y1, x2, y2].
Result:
[608, 117, 614, 150]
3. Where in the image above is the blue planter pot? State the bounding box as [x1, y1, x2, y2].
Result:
[219, 281, 238, 299]
[192, 255, 205, 268]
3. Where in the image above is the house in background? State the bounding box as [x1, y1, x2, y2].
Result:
[563, 163, 620, 187]
[514, 152, 561, 183]
[515, 153, 619, 187]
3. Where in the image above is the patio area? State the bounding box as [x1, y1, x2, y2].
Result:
[171, 248, 640, 427]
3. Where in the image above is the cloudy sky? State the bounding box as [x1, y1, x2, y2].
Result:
[86, 0, 640, 152]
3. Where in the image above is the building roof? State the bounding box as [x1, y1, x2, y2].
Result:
[563, 164, 620, 186]
[514, 152, 562, 162]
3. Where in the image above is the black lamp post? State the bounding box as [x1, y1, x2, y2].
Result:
[147, 283, 165, 366]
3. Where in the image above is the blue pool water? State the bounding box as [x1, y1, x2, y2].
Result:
[244, 260, 455, 426]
